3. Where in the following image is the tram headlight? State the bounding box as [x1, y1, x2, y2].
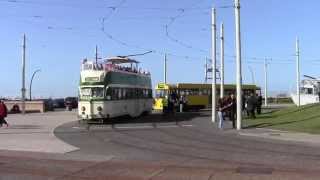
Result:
[97, 106, 103, 112]
[81, 106, 86, 112]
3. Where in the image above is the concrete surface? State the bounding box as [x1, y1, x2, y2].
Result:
[0, 111, 320, 179]
[0, 111, 78, 153]
[240, 128, 320, 146]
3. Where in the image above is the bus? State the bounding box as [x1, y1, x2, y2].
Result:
[78, 57, 153, 122]
[153, 83, 261, 111]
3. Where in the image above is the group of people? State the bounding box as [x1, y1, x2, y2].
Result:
[105, 64, 150, 75]
[242, 93, 263, 119]
[217, 94, 237, 129]
[217, 93, 263, 129]
[163, 91, 188, 114]
[81, 59, 151, 75]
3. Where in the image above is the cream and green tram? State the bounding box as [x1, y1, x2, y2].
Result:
[78, 58, 153, 122]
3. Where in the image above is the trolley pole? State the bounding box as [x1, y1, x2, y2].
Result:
[264, 58, 268, 107]
[235, 0, 242, 130]
[211, 8, 217, 123]
[164, 54, 167, 84]
[296, 37, 301, 107]
[21, 34, 26, 114]
[95, 45, 98, 64]
[220, 23, 224, 98]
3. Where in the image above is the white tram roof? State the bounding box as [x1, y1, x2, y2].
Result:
[105, 56, 139, 64]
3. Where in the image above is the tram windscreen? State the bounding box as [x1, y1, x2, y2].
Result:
[80, 88, 91, 98]
[156, 89, 168, 98]
[80, 87, 104, 98]
[91, 87, 104, 98]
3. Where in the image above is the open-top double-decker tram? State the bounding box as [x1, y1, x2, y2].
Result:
[78, 57, 153, 123]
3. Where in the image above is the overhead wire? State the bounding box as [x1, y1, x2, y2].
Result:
[164, 4, 233, 54]
[3, 0, 313, 64]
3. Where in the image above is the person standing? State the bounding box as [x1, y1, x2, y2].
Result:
[162, 96, 168, 114]
[169, 91, 178, 114]
[179, 95, 188, 112]
[0, 100, 9, 127]
[217, 97, 228, 129]
[241, 94, 247, 116]
[226, 94, 236, 129]
[179, 95, 184, 112]
[256, 94, 263, 114]
[247, 93, 258, 119]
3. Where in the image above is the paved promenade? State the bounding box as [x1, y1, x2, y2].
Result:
[0, 111, 78, 153]
[0, 111, 319, 179]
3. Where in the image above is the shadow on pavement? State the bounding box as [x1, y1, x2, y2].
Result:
[85, 112, 208, 125]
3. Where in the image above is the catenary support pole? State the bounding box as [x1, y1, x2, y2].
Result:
[21, 34, 26, 114]
[220, 23, 224, 98]
[211, 8, 217, 123]
[205, 57, 208, 83]
[296, 37, 300, 107]
[235, 0, 242, 130]
[264, 58, 268, 106]
[164, 54, 167, 84]
[248, 66, 255, 84]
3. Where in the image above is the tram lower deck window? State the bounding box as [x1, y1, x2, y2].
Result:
[91, 87, 104, 98]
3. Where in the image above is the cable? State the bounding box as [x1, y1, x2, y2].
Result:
[164, 3, 233, 54]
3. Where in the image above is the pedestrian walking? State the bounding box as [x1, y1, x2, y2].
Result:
[256, 94, 263, 114]
[0, 100, 9, 127]
[247, 93, 258, 119]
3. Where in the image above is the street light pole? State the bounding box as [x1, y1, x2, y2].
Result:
[235, 0, 242, 130]
[211, 7, 217, 123]
[29, 69, 41, 101]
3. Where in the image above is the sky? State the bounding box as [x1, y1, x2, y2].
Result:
[0, 0, 319, 98]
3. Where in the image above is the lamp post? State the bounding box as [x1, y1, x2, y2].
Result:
[29, 69, 41, 101]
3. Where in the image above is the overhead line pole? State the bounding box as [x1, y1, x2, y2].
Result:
[264, 58, 268, 107]
[205, 57, 208, 83]
[235, 0, 242, 130]
[164, 54, 167, 84]
[248, 66, 255, 85]
[220, 23, 224, 98]
[211, 8, 217, 123]
[296, 37, 301, 107]
[21, 34, 26, 114]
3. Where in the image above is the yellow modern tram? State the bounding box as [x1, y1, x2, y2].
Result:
[153, 83, 261, 111]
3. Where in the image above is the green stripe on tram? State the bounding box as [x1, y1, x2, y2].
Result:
[80, 71, 151, 87]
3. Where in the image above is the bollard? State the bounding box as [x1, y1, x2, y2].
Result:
[180, 104, 183, 112]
